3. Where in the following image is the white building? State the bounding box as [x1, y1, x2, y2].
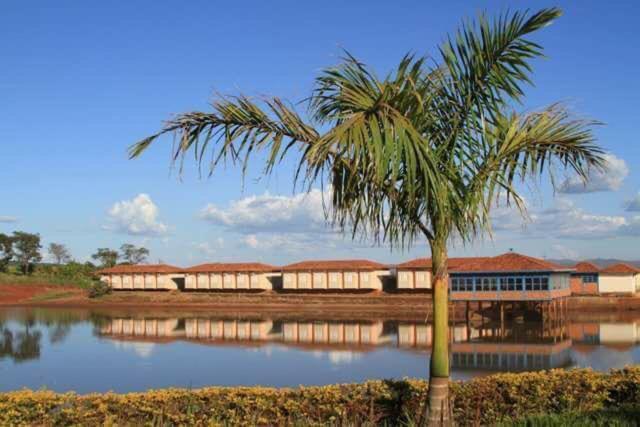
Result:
[281, 259, 390, 291]
[599, 263, 640, 295]
[98, 264, 184, 290]
[184, 263, 279, 291]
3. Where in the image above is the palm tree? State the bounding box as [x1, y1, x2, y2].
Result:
[130, 8, 603, 425]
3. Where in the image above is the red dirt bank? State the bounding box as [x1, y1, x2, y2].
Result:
[1, 284, 639, 313]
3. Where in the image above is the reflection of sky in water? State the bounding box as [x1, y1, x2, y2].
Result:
[111, 341, 156, 358]
[0, 307, 639, 393]
[572, 346, 640, 371]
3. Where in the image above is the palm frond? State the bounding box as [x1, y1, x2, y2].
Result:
[130, 7, 604, 252]
[458, 104, 604, 241]
[434, 8, 562, 153]
[128, 95, 320, 178]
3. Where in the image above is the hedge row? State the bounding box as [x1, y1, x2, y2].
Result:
[1, 367, 639, 426]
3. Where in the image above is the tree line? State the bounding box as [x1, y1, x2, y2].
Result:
[0, 231, 150, 274]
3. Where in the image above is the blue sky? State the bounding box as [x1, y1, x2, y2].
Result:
[1, 1, 639, 265]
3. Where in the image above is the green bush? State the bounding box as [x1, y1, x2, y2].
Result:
[0, 262, 97, 289]
[87, 281, 111, 298]
[0, 367, 638, 425]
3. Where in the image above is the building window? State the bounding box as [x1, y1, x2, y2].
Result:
[450, 274, 550, 292]
[581, 274, 597, 284]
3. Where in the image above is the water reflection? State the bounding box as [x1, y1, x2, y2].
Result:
[0, 307, 639, 392]
[0, 319, 41, 363]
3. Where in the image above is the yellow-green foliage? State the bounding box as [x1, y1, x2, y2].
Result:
[0, 367, 638, 426]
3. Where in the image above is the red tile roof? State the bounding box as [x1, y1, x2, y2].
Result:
[397, 253, 572, 273]
[282, 259, 386, 271]
[396, 257, 488, 270]
[98, 264, 182, 274]
[457, 253, 571, 273]
[573, 262, 601, 274]
[184, 263, 278, 273]
[600, 263, 640, 274]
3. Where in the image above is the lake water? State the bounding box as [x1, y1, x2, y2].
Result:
[1, 307, 639, 393]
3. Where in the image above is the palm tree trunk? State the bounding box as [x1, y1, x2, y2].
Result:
[426, 239, 452, 426]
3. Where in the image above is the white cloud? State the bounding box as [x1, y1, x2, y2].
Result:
[111, 341, 155, 358]
[490, 196, 529, 232]
[104, 194, 168, 236]
[200, 190, 349, 253]
[0, 216, 18, 223]
[243, 234, 260, 249]
[529, 198, 626, 239]
[199, 190, 329, 234]
[620, 215, 640, 236]
[491, 197, 630, 240]
[311, 350, 363, 365]
[239, 232, 343, 253]
[550, 244, 579, 259]
[624, 192, 640, 212]
[559, 153, 628, 194]
[192, 240, 219, 257]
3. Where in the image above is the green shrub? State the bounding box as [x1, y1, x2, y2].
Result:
[87, 281, 111, 298]
[0, 262, 97, 289]
[0, 367, 638, 425]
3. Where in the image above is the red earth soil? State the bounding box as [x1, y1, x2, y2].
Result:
[0, 285, 80, 305]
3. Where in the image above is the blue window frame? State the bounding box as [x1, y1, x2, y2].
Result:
[449, 274, 550, 292]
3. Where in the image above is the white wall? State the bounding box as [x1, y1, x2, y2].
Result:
[599, 323, 638, 343]
[397, 269, 432, 289]
[599, 274, 636, 294]
[281, 270, 387, 290]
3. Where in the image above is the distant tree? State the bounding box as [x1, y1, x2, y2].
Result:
[0, 233, 13, 272]
[12, 232, 42, 275]
[48, 243, 71, 265]
[91, 248, 119, 268]
[120, 244, 149, 264]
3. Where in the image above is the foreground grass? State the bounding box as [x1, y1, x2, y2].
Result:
[504, 406, 640, 426]
[1, 367, 639, 426]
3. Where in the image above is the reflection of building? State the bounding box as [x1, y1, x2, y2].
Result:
[96, 313, 588, 376]
[281, 321, 389, 347]
[100, 318, 183, 338]
[570, 262, 600, 295]
[598, 322, 640, 346]
[569, 320, 640, 353]
[99, 316, 392, 350]
[183, 263, 279, 291]
[599, 264, 640, 295]
[281, 260, 389, 291]
[397, 323, 432, 347]
[98, 264, 183, 290]
[450, 340, 572, 372]
[184, 318, 276, 342]
[397, 252, 572, 301]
